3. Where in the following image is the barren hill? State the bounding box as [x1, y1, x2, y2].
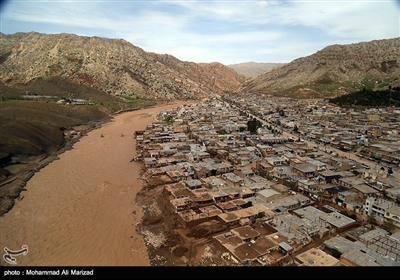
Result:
[0, 32, 246, 101]
[238, 37, 400, 98]
[228, 62, 285, 77]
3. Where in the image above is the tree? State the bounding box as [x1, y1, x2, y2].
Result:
[217, 129, 227, 135]
[247, 118, 262, 134]
[256, 212, 265, 219]
[164, 116, 174, 124]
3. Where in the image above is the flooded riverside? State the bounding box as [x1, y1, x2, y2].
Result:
[0, 103, 186, 266]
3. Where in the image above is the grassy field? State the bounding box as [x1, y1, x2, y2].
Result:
[0, 100, 111, 159]
[0, 77, 162, 167]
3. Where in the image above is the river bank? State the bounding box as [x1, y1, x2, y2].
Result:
[0, 119, 111, 217]
[0, 102, 188, 266]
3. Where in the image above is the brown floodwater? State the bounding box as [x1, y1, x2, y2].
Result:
[0, 103, 185, 266]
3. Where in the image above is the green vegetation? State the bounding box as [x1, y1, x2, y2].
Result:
[120, 94, 157, 105]
[1, 96, 25, 101]
[164, 115, 174, 124]
[359, 76, 377, 91]
[0, 77, 165, 167]
[329, 87, 400, 107]
[247, 118, 262, 134]
[0, 100, 111, 160]
[217, 129, 228, 135]
[3, 163, 30, 173]
[120, 95, 139, 101]
[256, 212, 265, 219]
[308, 82, 343, 94]
[376, 78, 398, 89]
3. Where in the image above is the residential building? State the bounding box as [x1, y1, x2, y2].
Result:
[364, 197, 397, 221]
[384, 205, 400, 229]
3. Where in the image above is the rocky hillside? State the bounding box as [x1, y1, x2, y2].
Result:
[228, 62, 285, 77]
[238, 37, 400, 98]
[0, 32, 246, 101]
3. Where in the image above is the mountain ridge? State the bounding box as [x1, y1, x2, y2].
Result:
[228, 62, 285, 77]
[1, 32, 399, 101]
[237, 37, 400, 98]
[0, 31, 246, 101]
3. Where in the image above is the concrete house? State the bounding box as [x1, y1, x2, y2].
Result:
[295, 248, 340, 266]
[257, 189, 282, 202]
[317, 170, 342, 184]
[297, 179, 320, 196]
[184, 179, 203, 190]
[230, 225, 261, 242]
[292, 163, 318, 179]
[234, 167, 255, 178]
[365, 197, 397, 222]
[222, 172, 245, 186]
[384, 205, 400, 229]
[385, 187, 400, 201]
[312, 213, 354, 237]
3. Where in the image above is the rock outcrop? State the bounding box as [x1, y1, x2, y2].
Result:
[0, 32, 247, 100]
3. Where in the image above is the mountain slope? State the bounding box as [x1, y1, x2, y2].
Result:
[238, 37, 400, 98]
[228, 62, 285, 77]
[0, 32, 246, 100]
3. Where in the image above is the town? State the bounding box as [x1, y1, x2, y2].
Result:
[135, 94, 400, 266]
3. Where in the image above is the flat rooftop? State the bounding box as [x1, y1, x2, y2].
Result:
[296, 248, 340, 266]
[346, 226, 371, 241]
[323, 236, 367, 254]
[320, 212, 356, 229]
[293, 205, 326, 221]
[231, 225, 260, 241]
[199, 205, 223, 217]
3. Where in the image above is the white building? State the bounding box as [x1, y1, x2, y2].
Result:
[364, 197, 397, 222]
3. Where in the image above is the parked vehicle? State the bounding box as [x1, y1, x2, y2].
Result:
[361, 164, 370, 169]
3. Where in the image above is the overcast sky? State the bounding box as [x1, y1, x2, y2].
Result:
[1, 0, 399, 65]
